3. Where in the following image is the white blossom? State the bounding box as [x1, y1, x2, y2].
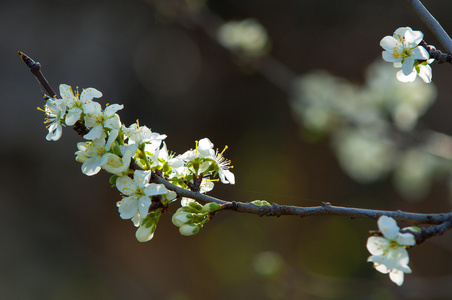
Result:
[380, 27, 429, 77]
[83, 102, 123, 141]
[59, 84, 102, 126]
[367, 216, 416, 286]
[101, 143, 138, 176]
[123, 123, 167, 148]
[116, 170, 169, 226]
[42, 97, 66, 141]
[75, 138, 113, 176]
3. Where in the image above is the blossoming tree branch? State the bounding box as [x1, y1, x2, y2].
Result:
[19, 1, 452, 287]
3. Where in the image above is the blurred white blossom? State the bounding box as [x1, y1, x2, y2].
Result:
[291, 60, 439, 195]
[334, 128, 395, 183]
[393, 148, 439, 200]
[217, 19, 270, 57]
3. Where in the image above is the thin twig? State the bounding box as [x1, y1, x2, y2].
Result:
[18, 51, 57, 97]
[151, 172, 452, 226]
[419, 40, 452, 64]
[405, 0, 452, 54]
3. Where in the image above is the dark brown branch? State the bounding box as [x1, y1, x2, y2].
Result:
[412, 220, 452, 244]
[405, 0, 452, 53]
[18, 51, 57, 97]
[151, 172, 452, 226]
[419, 40, 452, 64]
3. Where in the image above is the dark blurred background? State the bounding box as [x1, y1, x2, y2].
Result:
[2, 0, 452, 299]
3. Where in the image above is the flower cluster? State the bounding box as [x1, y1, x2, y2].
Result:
[172, 199, 223, 236]
[367, 216, 418, 286]
[380, 27, 433, 83]
[40, 84, 235, 242]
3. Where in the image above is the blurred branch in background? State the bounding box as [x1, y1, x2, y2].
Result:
[405, 0, 452, 54]
[146, 0, 452, 202]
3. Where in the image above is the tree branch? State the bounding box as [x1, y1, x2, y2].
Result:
[419, 40, 452, 64]
[18, 51, 57, 97]
[151, 172, 452, 226]
[405, 0, 452, 54]
[21, 38, 452, 245]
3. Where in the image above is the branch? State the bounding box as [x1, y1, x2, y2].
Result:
[412, 220, 452, 244]
[151, 172, 452, 226]
[18, 51, 57, 97]
[21, 39, 452, 245]
[405, 0, 452, 54]
[419, 40, 452, 64]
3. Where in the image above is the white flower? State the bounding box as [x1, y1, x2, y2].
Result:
[123, 123, 167, 147]
[116, 170, 169, 225]
[212, 148, 235, 184]
[75, 138, 113, 176]
[101, 143, 138, 176]
[380, 27, 429, 77]
[83, 103, 123, 141]
[147, 142, 185, 176]
[42, 97, 66, 141]
[181, 138, 235, 184]
[367, 216, 416, 286]
[59, 84, 102, 126]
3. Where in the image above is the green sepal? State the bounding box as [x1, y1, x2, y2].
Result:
[110, 142, 121, 156]
[402, 226, 421, 233]
[415, 63, 421, 74]
[188, 201, 203, 211]
[109, 174, 119, 187]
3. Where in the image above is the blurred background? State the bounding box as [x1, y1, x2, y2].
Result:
[2, 0, 452, 299]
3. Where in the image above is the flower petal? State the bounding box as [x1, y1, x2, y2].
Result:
[104, 104, 124, 117]
[380, 36, 398, 52]
[83, 124, 104, 140]
[402, 57, 415, 75]
[367, 236, 389, 255]
[59, 84, 75, 102]
[412, 46, 429, 60]
[378, 216, 400, 240]
[118, 196, 138, 219]
[116, 176, 137, 195]
[138, 196, 152, 218]
[80, 87, 102, 102]
[81, 158, 102, 176]
[404, 29, 423, 45]
[396, 70, 417, 82]
[389, 270, 405, 286]
[134, 170, 152, 188]
[145, 183, 169, 196]
[397, 232, 416, 246]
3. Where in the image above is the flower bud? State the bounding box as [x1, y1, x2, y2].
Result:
[251, 200, 271, 206]
[179, 223, 201, 236]
[172, 212, 191, 227]
[202, 202, 222, 212]
[136, 223, 156, 242]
